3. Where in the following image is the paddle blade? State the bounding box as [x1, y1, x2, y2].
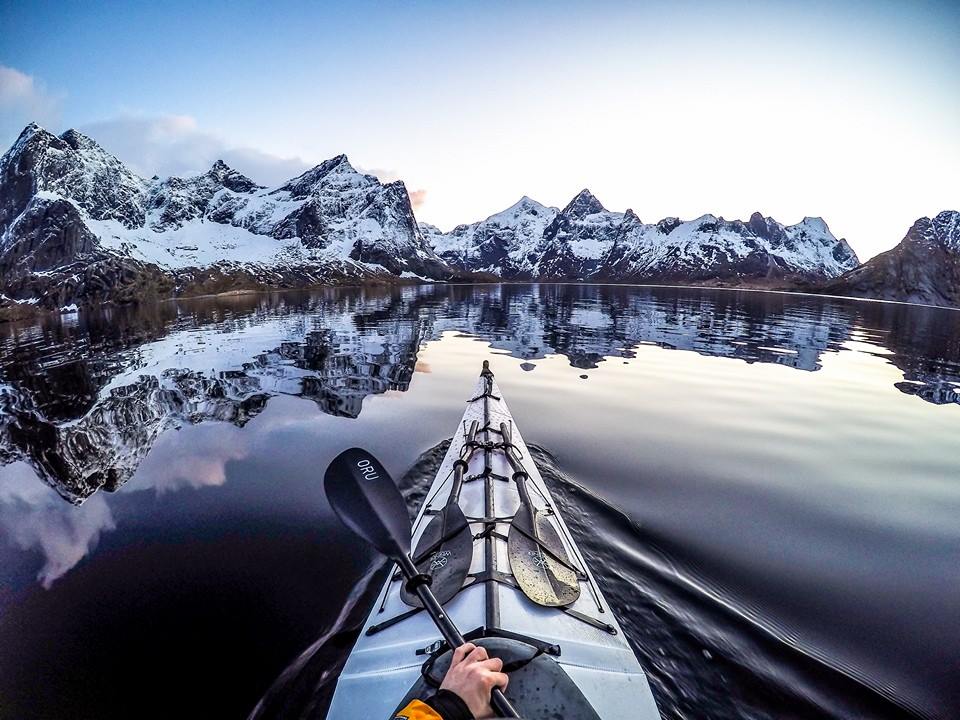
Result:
[400, 505, 474, 607]
[508, 509, 580, 607]
[324, 448, 411, 559]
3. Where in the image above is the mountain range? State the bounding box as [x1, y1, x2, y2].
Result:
[0, 123, 957, 310]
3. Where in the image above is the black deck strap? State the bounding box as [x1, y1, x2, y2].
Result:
[485, 627, 561, 657]
[468, 569, 515, 587]
[366, 606, 423, 635]
[468, 529, 509, 543]
[464, 514, 514, 523]
[559, 606, 617, 635]
[467, 391, 500, 403]
[465, 470, 509, 483]
[464, 439, 511, 454]
[404, 573, 432, 595]
[510, 522, 586, 579]
[479, 423, 505, 435]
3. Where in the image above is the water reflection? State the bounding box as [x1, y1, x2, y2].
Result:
[0, 284, 957, 505]
[0, 462, 115, 587]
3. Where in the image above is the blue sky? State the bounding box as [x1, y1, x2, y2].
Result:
[1, 0, 958, 258]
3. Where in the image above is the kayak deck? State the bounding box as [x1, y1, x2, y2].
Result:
[326, 366, 661, 719]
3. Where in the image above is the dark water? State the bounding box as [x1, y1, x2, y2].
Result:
[0, 284, 957, 720]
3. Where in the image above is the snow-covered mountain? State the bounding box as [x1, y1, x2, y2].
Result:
[0, 123, 453, 311]
[425, 189, 859, 283]
[20, 121, 960, 313]
[823, 211, 960, 308]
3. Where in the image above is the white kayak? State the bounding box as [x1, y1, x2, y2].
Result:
[326, 363, 662, 719]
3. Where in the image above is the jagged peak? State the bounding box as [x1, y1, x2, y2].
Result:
[3, 123, 59, 160]
[786, 216, 833, 238]
[499, 195, 551, 215]
[691, 213, 720, 228]
[562, 189, 606, 218]
[18, 121, 49, 141]
[59, 128, 101, 151]
[319, 153, 355, 174]
[274, 153, 359, 198]
[202, 159, 259, 193]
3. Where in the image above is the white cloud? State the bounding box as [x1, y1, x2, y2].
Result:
[126, 423, 250, 494]
[0, 65, 62, 146]
[78, 114, 313, 186]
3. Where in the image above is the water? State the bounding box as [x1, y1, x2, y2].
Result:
[0, 283, 957, 720]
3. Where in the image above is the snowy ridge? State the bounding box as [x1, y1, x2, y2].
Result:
[422, 196, 559, 275]
[0, 123, 452, 309]
[426, 190, 859, 282]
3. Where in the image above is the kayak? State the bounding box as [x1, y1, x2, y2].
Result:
[326, 362, 662, 719]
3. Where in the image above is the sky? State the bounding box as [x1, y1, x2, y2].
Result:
[0, 0, 957, 259]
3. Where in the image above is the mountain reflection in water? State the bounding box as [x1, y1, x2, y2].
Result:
[0, 283, 958, 720]
[1, 284, 957, 504]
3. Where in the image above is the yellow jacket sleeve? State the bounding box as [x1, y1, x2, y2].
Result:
[394, 698, 444, 720]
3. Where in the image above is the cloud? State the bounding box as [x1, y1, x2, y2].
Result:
[78, 114, 312, 185]
[408, 189, 428, 210]
[125, 422, 249, 494]
[0, 65, 62, 147]
[0, 462, 116, 588]
[78, 116, 430, 209]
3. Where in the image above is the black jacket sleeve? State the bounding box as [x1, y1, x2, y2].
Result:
[422, 689, 473, 720]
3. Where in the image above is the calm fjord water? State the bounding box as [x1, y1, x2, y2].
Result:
[0, 284, 957, 720]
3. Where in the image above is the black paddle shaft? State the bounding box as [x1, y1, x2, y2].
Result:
[500, 423, 535, 522]
[324, 448, 519, 719]
[398, 555, 517, 718]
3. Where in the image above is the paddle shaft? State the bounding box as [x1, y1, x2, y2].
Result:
[395, 553, 519, 718]
[500, 422, 537, 529]
[449, 420, 479, 505]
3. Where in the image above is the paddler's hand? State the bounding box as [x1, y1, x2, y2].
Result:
[440, 642, 509, 719]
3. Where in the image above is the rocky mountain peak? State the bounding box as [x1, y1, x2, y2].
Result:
[273, 153, 359, 199]
[59, 128, 101, 152]
[205, 159, 260, 193]
[748, 212, 787, 243]
[905, 210, 960, 254]
[563, 189, 606, 218]
[798, 216, 831, 236]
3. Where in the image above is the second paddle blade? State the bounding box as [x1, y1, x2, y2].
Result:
[508, 509, 580, 607]
[400, 504, 474, 607]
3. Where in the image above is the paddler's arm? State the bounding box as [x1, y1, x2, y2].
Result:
[394, 643, 509, 720]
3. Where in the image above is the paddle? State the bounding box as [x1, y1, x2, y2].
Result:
[324, 448, 520, 719]
[400, 420, 478, 608]
[500, 423, 581, 607]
